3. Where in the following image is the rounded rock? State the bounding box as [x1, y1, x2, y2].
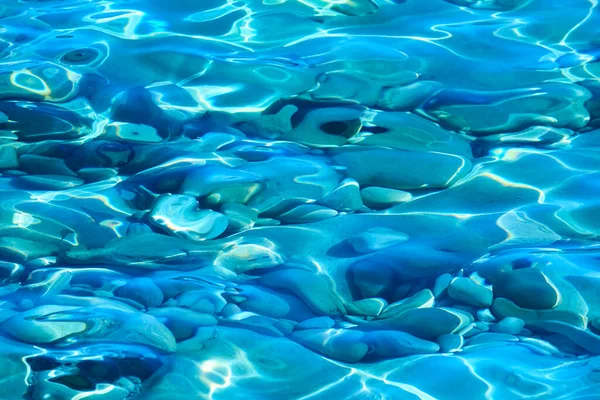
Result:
[493, 269, 560, 310]
[492, 317, 525, 335]
[115, 278, 164, 308]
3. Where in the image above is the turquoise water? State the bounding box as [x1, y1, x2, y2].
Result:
[1, 0, 600, 398]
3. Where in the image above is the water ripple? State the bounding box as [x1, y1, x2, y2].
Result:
[2, 0, 600, 399]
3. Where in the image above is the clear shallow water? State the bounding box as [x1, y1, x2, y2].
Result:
[1, 0, 600, 398]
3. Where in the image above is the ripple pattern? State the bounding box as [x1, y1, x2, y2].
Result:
[2, 0, 600, 399]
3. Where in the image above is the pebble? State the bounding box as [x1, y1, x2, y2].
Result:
[19, 154, 76, 176]
[278, 204, 338, 224]
[0, 237, 58, 263]
[176, 290, 226, 314]
[17, 175, 84, 190]
[236, 104, 297, 140]
[148, 307, 217, 341]
[180, 166, 261, 199]
[291, 328, 368, 363]
[370, 307, 473, 340]
[0, 146, 19, 169]
[378, 289, 435, 320]
[259, 269, 345, 315]
[237, 285, 314, 319]
[493, 268, 560, 310]
[468, 333, 519, 345]
[437, 333, 464, 353]
[492, 297, 586, 328]
[332, 148, 472, 190]
[493, 317, 525, 335]
[220, 303, 242, 318]
[221, 312, 284, 337]
[359, 243, 465, 280]
[286, 107, 362, 147]
[274, 319, 296, 335]
[378, 81, 444, 110]
[351, 260, 396, 298]
[527, 320, 600, 354]
[360, 186, 413, 208]
[105, 122, 162, 143]
[2, 305, 86, 343]
[448, 277, 493, 307]
[476, 308, 496, 322]
[346, 298, 387, 317]
[115, 278, 164, 308]
[149, 194, 228, 241]
[115, 377, 136, 393]
[77, 167, 118, 182]
[460, 321, 490, 337]
[0, 261, 23, 283]
[347, 228, 409, 253]
[319, 178, 363, 211]
[433, 273, 453, 297]
[295, 316, 336, 330]
[519, 337, 562, 357]
[221, 203, 258, 232]
[423, 83, 590, 134]
[126, 222, 152, 236]
[215, 239, 285, 273]
[364, 330, 440, 358]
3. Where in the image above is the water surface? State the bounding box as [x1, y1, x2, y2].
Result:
[1, 0, 600, 399]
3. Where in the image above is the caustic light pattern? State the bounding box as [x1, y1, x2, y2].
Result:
[1, 0, 600, 399]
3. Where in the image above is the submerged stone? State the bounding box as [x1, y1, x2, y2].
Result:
[378, 81, 444, 111]
[347, 227, 409, 254]
[332, 148, 472, 190]
[467, 332, 519, 345]
[115, 278, 164, 308]
[295, 316, 336, 330]
[378, 289, 435, 320]
[437, 333, 464, 353]
[220, 203, 258, 232]
[352, 111, 472, 157]
[423, 84, 591, 134]
[350, 261, 396, 298]
[77, 167, 118, 182]
[363, 330, 440, 358]
[2, 305, 86, 343]
[215, 238, 285, 273]
[493, 317, 525, 335]
[18, 154, 76, 176]
[0, 237, 58, 262]
[360, 186, 413, 208]
[17, 175, 84, 190]
[260, 269, 345, 315]
[346, 298, 387, 317]
[319, 179, 363, 211]
[291, 329, 368, 363]
[104, 122, 163, 143]
[491, 298, 586, 328]
[278, 204, 338, 224]
[3, 2, 600, 398]
[285, 107, 363, 148]
[368, 307, 473, 340]
[433, 273, 453, 297]
[149, 194, 228, 241]
[448, 277, 493, 307]
[0, 146, 19, 169]
[493, 269, 560, 310]
[353, 243, 466, 280]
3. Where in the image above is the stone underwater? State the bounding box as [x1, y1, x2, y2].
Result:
[1, 0, 600, 399]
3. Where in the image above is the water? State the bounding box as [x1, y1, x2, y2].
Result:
[1, 0, 600, 398]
